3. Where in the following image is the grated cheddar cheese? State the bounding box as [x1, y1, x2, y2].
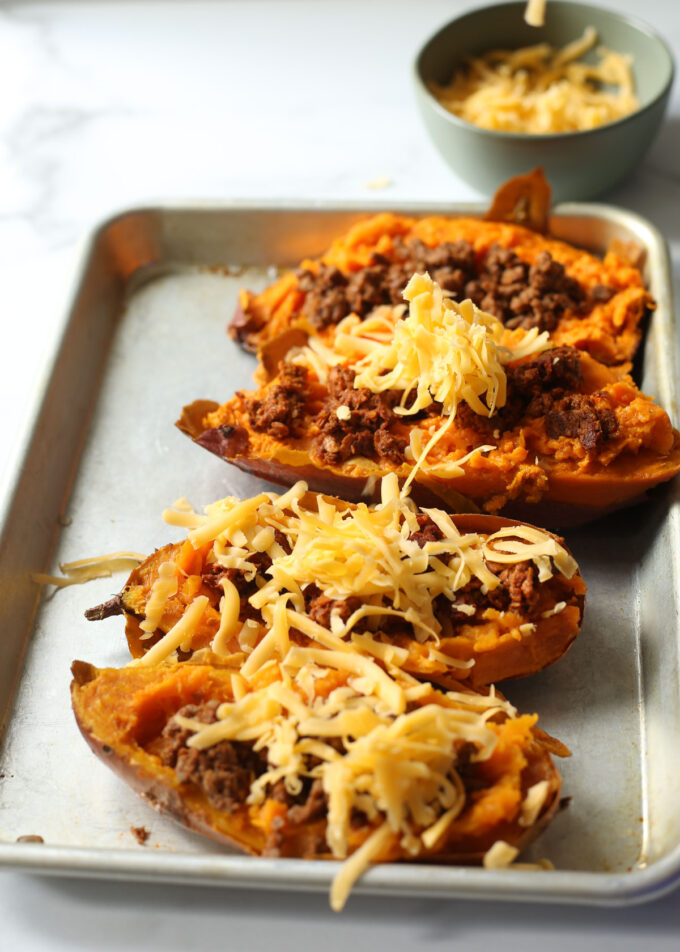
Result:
[429, 28, 639, 134]
[134, 477, 577, 673]
[291, 271, 550, 487]
[172, 660, 521, 910]
[353, 272, 550, 418]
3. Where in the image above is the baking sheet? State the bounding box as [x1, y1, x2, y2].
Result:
[1, 202, 679, 904]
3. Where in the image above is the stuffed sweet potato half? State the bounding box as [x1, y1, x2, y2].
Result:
[71, 658, 565, 911]
[181, 273, 680, 527]
[230, 202, 651, 368]
[86, 477, 585, 690]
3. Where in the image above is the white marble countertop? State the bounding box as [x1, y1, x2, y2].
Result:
[1, 1, 680, 948]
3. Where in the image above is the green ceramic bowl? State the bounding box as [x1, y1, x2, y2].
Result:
[414, 1, 674, 201]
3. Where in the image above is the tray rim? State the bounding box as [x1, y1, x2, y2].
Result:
[1, 197, 677, 907]
[2, 838, 680, 906]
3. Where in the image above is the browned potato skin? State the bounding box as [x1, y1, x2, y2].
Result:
[113, 495, 585, 689]
[70, 662, 564, 863]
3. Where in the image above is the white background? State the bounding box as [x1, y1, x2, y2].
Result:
[1, 1, 680, 948]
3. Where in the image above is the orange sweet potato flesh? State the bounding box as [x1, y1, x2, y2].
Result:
[70, 662, 563, 863]
[119, 542, 223, 659]
[230, 209, 652, 368]
[110, 504, 585, 690]
[177, 353, 680, 528]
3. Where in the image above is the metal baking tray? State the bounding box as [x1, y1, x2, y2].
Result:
[1, 201, 679, 906]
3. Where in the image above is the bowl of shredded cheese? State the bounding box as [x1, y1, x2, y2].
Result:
[414, 1, 674, 200]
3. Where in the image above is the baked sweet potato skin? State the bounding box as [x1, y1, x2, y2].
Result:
[70, 662, 564, 863]
[484, 168, 552, 234]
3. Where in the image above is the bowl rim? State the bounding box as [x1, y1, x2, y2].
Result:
[413, 0, 676, 142]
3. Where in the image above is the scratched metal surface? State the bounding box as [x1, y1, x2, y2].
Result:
[0, 202, 678, 903]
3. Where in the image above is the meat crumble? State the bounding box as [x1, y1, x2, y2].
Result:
[313, 366, 406, 466]
[153, 700, 267, 814]
[295, 238, 609, 336]
[245, 347, 617, 464]
[545, 393, 618, 451]
[297, 237, 477, 329]
[304, 583, 361, 630]
[409, 514, 543, 618]
[455, 346, 618, 453]
[151, 701, 335, 858]
[246, 363, 309, 440]
[465, 246, 585, 332]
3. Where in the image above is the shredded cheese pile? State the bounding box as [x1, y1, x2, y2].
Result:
[291, 271, 550, 487]
[348, 272, 549, 488]
[429, 28, 639, 134]
[172, 657, 525, 910]
[135, 475, 577, 676]
[354, 272, 549, 418]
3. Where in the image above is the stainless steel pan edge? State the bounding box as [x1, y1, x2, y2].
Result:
[0, 227, 125, 736]
[1, 199, 678, 906]
[2, 842, 680, 907]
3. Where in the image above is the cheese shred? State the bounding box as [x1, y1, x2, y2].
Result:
[33, 551, 146, 588]
[429, 27, 639, 134]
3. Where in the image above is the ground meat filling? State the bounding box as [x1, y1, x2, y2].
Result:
[201, 532, 292, 623]
[409, 512, 445, 549]
[491, 561, 541, 614]
[154, 701, 267, 813]
[297, 265, 355, 328]
[201, 557, 268, 624]
[389, 237, 478, 299]
[464, 246, 586, 333]
[297, 238, 477, 330]
[545, 393, 618, 451]
[295, 238, 610, 336]
[455, 346, 618, 452]
[202, 553, 269, 593]
[313, 366, 406, 465]
[509, 344, 583, 396]
[154, 702, 335, 856]
[264, 777, 330, 857]
[410, 514, 543, 620]
[246, 363, 309, 439]
[304, 584, 361, 630]
[437, 559, 541, 620]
